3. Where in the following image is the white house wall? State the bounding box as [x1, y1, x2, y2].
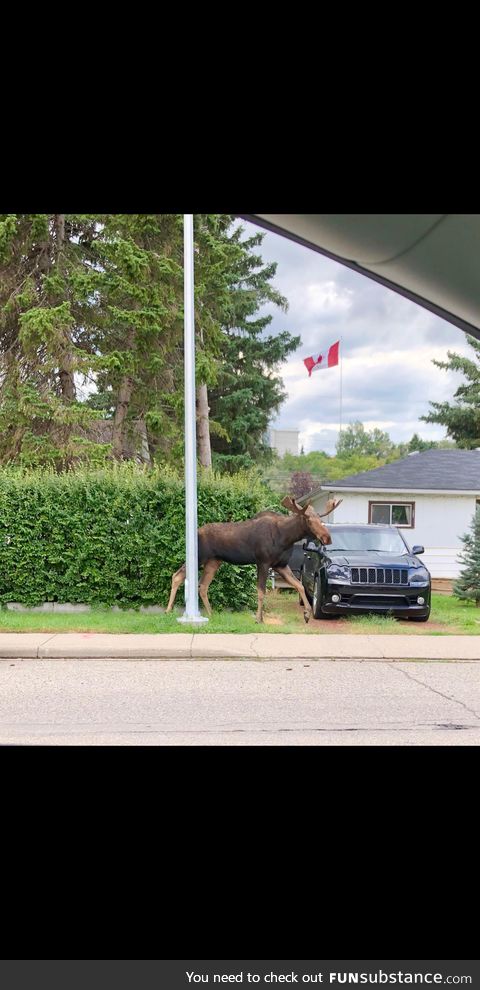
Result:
[310, 491, 478, 579]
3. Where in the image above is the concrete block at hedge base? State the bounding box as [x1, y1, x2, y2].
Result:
[109, 606, 166, 614]
[53, 603, 91, 613]
[5, 603, 166, 614]
[6, 602, 56, 612]
[5, 602, 91, 613]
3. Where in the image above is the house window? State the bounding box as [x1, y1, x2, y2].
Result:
[369, 501, 415, 528]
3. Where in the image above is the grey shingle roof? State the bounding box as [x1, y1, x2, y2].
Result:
[328, 449, 480, 491]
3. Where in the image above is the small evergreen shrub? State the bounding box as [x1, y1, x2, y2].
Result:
[454, 507, 480, 607]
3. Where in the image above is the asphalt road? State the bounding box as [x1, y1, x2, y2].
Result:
[1, 658, 480, 745]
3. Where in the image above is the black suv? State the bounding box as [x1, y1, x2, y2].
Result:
[300, 524, 431, 621]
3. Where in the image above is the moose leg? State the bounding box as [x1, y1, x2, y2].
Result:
[199, 558, 222, 615]
[166, 563, 186, 612]
[274, 565, 312, 623]
[255, 562, 270, 623]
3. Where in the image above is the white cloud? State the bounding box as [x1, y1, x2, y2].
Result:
[292, 280, 354, 318]
[239, 220, 474, 455]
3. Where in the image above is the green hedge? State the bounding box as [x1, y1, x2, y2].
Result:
[0, 466, 282, 610]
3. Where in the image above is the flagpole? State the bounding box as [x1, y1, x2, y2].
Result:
[178, 214, 208, 625]
[339, 336, 343, 441]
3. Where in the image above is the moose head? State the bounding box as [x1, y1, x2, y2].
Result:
[281, 496, 343, 545]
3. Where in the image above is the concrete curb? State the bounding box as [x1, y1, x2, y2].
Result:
[0, 632, 479, 661]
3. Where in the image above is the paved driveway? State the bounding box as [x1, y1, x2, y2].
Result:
[1, 658, 479, 745]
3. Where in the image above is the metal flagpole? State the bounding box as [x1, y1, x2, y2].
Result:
[178, 214, 208, 625]
[339, 337, 343, 441]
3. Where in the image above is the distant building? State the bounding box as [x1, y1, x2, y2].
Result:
[270, 429, 299, 458]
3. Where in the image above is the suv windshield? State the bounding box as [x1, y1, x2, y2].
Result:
[328, 527, 408, 554]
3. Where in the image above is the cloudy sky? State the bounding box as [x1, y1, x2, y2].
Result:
[240, 219, 472, 456]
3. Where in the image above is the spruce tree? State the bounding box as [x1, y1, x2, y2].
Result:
[421, 335, 480, 447]
[1, 215, 299, 472]
[0, 214, 110, 468]
[82, 213, 184, 463]
[207, 223, 300, 472]
[454, 507, 480, 606]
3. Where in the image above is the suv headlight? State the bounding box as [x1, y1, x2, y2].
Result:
[327, 564, 350, 582]
[409, 567, 429, 584]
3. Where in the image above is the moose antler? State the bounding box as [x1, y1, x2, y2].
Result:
[281, 496, 308, 514]
[319, 498, 343, 518]
[282, 495, 342, 517]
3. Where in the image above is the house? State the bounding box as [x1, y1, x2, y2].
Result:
[298, 449, 480, 580]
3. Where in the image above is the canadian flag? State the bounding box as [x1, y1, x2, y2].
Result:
[304, 340, 340, 376]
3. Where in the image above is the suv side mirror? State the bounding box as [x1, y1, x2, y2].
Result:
[412, 545, 424, 555]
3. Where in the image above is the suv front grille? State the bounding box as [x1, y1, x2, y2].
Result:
[350, 567, 409, 585]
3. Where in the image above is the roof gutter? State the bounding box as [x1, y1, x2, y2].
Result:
[315, 486, 480, 496]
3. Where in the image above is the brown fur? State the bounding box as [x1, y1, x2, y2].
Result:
[166, 497, 342, 623]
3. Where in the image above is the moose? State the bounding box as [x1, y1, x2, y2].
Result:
[166, 497, 342, 623]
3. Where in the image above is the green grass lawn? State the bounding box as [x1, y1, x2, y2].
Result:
[0, 591, 479, 635]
